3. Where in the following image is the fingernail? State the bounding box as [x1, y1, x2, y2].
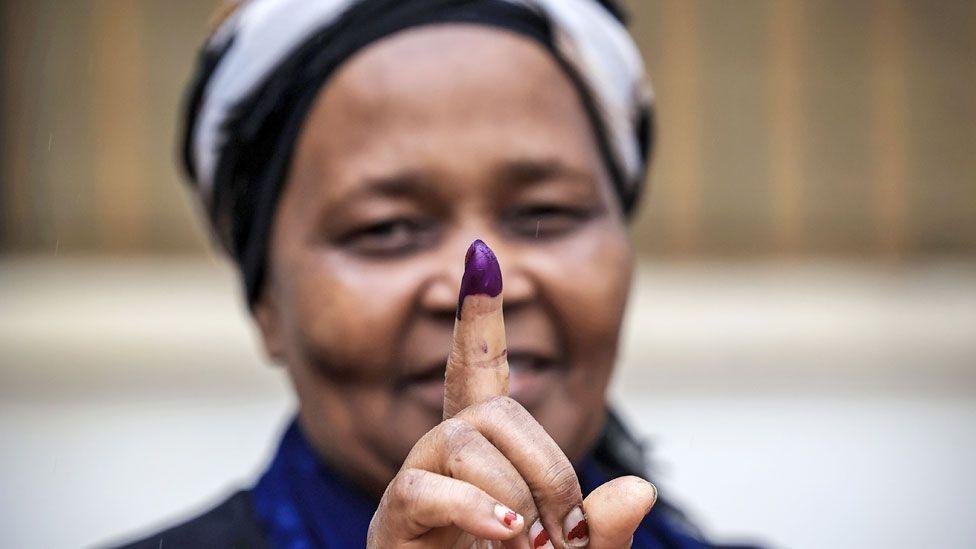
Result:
[529, 519, 553, 548]
[562, 505, 589, 547]
[494, 504, 523, 531]
[457, 239, 503, 318]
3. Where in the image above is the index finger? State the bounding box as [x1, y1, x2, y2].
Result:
[443, 239, 509, 419]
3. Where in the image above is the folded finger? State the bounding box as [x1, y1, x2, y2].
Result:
[369, 468, 525, 545]
[456, 396, 585, 548]
[405, 417, 541, 531]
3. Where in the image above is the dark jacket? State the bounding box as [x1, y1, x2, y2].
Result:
[110, 413, 762, 549]
[112, 490, 267, 549]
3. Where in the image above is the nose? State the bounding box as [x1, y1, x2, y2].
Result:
[419, 236, 536, 316]
[419, 270, 460, 316]
[496, 251, 534, 309]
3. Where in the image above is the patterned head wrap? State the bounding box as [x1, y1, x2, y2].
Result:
[182, 0, 653, 305]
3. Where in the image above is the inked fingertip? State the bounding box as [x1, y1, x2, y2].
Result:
[457, 240, 503, 318]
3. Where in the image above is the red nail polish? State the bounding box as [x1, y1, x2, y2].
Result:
[530, 520, 552, 548]
[493, 504, 523, 530]
[567, 520, 588, 541]
[563, 506, 589, 547]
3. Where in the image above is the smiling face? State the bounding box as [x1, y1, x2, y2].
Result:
[254, 25, 635, 496]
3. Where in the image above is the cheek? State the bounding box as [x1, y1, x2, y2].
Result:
[280, 251, 445, 467]
[537, 223, 633, 365]
[278, 249, 421, 377]
[524, 223, 632, 457]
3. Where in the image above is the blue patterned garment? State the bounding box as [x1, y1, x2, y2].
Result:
[252, 419, 748, 549]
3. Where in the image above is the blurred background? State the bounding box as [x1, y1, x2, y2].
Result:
[1, 1, 974, 548]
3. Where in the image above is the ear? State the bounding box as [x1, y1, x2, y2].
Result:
[252, 288, 287, 365]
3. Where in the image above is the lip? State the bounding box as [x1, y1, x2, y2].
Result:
[401, 352, 565, 413]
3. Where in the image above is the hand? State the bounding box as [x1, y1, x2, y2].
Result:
[367, 241, 656, 548]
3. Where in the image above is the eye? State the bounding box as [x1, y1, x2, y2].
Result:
[504, 204, 593, 239]
[340, 218, 435, 256]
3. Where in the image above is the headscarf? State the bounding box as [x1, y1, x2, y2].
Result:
[181, 0, 654, 305]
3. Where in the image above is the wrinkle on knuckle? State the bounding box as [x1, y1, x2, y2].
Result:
[441, 419, 480, 461]
[482, 395, 520, 418]
[390, 468, 425, 510]
[439, 417, 466, 435]
[539, 460, 580, 506]
[447, 438, 482, 472]
[441, 417, 476, 442]
[506, 479, 536, 515]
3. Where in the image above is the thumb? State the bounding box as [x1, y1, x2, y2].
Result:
[443, 239, 509, 419]
[582, 476, 657, 549]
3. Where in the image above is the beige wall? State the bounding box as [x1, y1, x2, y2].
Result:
[3, 0, 975, 257]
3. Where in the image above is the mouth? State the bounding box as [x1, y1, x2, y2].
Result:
[398, 351, 566, 413]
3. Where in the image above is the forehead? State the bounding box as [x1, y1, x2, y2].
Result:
[289, 24, 605, 196]
[325, 24, 569, 120]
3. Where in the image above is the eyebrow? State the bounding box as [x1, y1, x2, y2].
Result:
[492, 157, 597, 189]
[331, 156, 596, 208]
[339, 171, 435, 202]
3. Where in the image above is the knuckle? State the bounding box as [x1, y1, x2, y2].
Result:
[389, 468, 425, 509]
[440, 418, 480, 464]
[540, 460, 581, 506]
[504, 479, 536, 514]
[440, 417, 476, 442]
[482, 395, 521, 417]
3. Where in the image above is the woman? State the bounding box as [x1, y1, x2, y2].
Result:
[117, 0, 758, 547]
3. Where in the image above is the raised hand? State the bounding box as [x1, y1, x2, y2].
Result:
[367, 240, 655, 549]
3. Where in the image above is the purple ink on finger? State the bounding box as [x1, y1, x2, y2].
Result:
[457, 239, 503, 318]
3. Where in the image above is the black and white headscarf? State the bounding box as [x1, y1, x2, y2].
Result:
[182, 0, 654, 305]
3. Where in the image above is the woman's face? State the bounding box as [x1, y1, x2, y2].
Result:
[255, 25, 634, 495]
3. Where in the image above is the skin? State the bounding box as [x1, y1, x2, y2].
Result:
[253, 25, 652, 547]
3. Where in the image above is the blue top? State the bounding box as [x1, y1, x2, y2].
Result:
[252, 419, 749, 549]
